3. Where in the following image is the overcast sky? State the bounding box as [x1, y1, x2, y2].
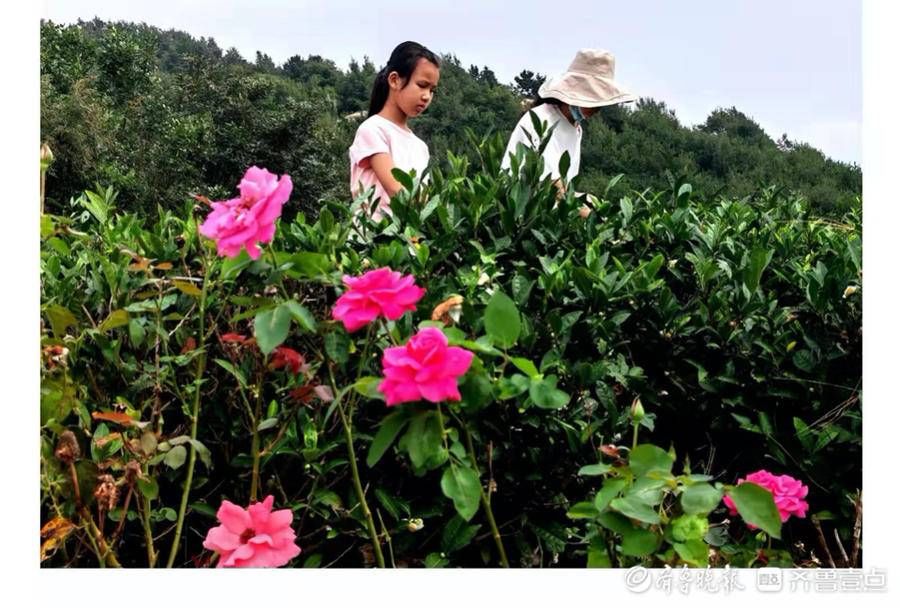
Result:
[42, 0, 861, 164]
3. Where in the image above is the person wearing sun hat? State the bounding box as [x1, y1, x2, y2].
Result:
[502, 49, 635, 188]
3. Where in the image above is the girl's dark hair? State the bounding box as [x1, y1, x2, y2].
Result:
[532, 96, 564, 108]
[368, 41, 440, 116]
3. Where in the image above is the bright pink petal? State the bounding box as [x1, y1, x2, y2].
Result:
[203, 525, 242, 553]
[216, 500, 251, 534]
[443, 347, 474, 376]
[419, 377, 461, 402]
[220, 542, 256, 567]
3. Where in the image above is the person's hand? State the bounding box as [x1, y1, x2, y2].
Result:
[578, 193, 601, 219]
[553, 179, 566, 201]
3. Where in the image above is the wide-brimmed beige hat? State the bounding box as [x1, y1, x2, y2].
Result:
[538, 49, 636, 108]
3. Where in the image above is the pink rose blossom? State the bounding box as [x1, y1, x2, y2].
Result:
[378, 327, 474, 406]
[331, 267, 425, 332]
[202, 495, 301, 567]
[723, 469, 809, 526]
[199, 166, 292, 260]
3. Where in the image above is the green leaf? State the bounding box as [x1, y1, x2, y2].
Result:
[302, 554, 323, 568]
[625, 477, 667, 506]
[458, 372, 493, 411]
[497, 373, 531, 399]
[136, 476, 159, 500]
[610, 496, 661, 524]
[566, 501, 600, 519]
[159, 507, 177, 522]
[604, 174, 624, 196]
[189, 502, 217, 518]
[745, 247, 774, 293]
[558, 150, 571, 181]
[578, 463, 612, 476]
[172, 280, 202, 297]
[98, 309, 129, 333]
[680, 483, 724, 515]
[404, 411, 443, 469]
[283, 300, 317, 332]
[673, 539, 709, 566]
[367, 410, 410, 467]
[189, 439, 212, 469]
[41, 214, 55, 239]
[620, 197, 633, 225]
[594, 478, 627, 512]
[44, 304, 78, 338]
[425, 552, 449, 568]
[391, 168, 414, 191]
[374, 488, 410, 521]
[214, 359, 248, 390]
[128, 318, 146, 346]
[440, 464, 481, 521]
[726, 482, 782, 538]
[792, 349, 815, 373]
[629, 444, 675, 477]
[257, 418, 279, 431]
[484, 290, 520, 348]
[441, 515, 481, 553]
[254, 304, 292, 355]
[510, 357, 540, 378]
[220, 250, 252, 280]
[164, 445, 187, 470]
[324, 331, 350, 364]
[354, 376, 385, 401]
[287, 252, 333, 279]
[596, 511, 633, 535]
[140, 431, 157, 455]
[529, 375, 569, 409]
[587, 538, 612, 567]
[620, 526, 662, 557]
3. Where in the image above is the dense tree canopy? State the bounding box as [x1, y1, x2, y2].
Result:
[41, 19, 861, 217]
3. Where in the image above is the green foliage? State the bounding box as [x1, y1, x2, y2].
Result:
[40, 21, 861, 568]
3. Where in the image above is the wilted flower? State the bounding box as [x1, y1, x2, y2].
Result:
[199, 166, 292, 260]
[378, 327, 474, 406]
[332, 267, 425, 332]
[93, 474, 119, 513]
[431, 295, 464, 325]
[43, 345, 69, 370]
[269, 346, 306, 375]
[313, 385, 334, 402]
[221, 333, 249, 344]
[843, 285, 859, 299]
[203, 495, 301, 568]
[723, 469, 809, 526]
[54, 430, 80, 465]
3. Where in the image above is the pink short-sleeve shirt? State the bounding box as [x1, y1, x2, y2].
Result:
[348, 114, 430, 220]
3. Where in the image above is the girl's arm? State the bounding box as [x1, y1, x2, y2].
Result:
[368, 153, 404, 197]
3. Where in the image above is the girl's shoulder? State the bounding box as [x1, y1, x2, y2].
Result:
[361, 113, 416, 136]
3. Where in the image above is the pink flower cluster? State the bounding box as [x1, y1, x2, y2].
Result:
[330, 267, 473, 406]
[203, 495, 301, 567]
[723, 469, 809, 525]
[332, 267, 426, 332]
[199, 166, 292, 260]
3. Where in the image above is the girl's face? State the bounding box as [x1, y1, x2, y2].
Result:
[388, 58, 440, 118]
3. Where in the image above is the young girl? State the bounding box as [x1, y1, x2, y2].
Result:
[502, 49, 634, 187]
[349, 41, 440, 221]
